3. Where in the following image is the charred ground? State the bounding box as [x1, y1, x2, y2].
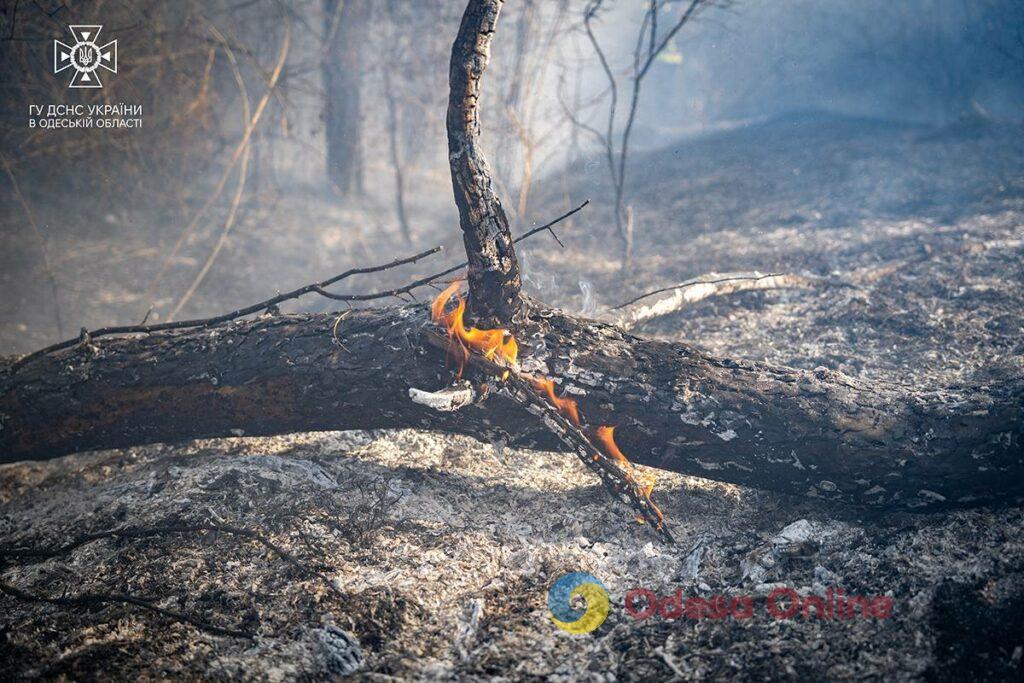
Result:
[1, 112, 1023, 680]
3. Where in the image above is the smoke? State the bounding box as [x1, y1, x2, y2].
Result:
[574, 0, 1024, 149]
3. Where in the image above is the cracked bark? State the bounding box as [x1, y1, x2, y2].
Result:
[447, 0, 524, 326]
[2, 304, 1021, 511]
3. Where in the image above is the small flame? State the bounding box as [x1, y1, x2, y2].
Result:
[595, 425, 664, 527]
[429, 281, 664, 530]
[528, 376, 581, 426]
[642, 473, 657, 497]
[431, 281, 518, 372]
[593, 426, 631, 470]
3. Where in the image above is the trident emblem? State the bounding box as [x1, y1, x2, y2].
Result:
[54, 25, 117, 89]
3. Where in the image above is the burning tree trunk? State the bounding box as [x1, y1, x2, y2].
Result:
[447, 0, 524, 326]
[1, 0, 1021, 521]
[1, 306, 1021, 511]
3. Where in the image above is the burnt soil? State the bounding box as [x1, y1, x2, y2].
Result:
[1, 112, 1023, 680]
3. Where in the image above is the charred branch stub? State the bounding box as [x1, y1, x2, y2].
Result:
[447, 0, 525, 326]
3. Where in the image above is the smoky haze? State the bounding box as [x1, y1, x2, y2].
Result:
[4, 3, 1024, 679]
[0, 0, 1022, 354]
[567, 0, 1024, 148]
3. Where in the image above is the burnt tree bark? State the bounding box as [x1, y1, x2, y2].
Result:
[1, 305, 1021, 511]
[323, 0, 367, 196]
[447, 0, 524, 326]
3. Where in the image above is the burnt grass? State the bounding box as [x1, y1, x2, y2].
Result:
[1, 112, 1023, 680]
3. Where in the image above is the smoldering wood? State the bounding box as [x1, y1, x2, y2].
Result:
[2, 303, 1020, 512]
[418, 329, 672, 539]
[447, 0, 525, 326]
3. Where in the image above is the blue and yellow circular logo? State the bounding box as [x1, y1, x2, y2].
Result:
[548, 572, 609, 634]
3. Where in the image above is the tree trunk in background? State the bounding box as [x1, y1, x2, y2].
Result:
[447, 0, 525, 326]
[2, 306, 1021, 511]
[383, 71, 413, 245]
[323, 0, 367, 196]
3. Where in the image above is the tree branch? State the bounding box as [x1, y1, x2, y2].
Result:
[609, 272, 820, 328]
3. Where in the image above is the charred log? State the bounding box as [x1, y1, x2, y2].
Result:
[2, 304, 1020, 512]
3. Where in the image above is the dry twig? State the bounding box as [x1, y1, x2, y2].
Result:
[423, 329, 674, 543]
[12, 200, 588, 370]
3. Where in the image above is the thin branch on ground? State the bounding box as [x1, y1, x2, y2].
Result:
[613, 271, 794, 309]
[0, 522, 322, 580]
[609, 272, 823, 329]
[0, 519, 352, 637]
[423, 329, 673, 543]
[0, 579, 255, 639]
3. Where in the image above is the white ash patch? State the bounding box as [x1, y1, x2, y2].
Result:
[2, 429, 1023, 679]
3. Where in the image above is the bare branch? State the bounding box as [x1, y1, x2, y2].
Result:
[11, 201, 588, 370]
[9, 246, 443, 370]
[609, 272, 819, 329]
[167, 19, 292, 321]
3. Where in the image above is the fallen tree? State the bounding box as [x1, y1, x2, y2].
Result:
[2, 0, 1022, 518]
[2, 301, 1022, 511]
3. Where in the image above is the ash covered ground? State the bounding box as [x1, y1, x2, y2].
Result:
[2, 113, 1023, 680]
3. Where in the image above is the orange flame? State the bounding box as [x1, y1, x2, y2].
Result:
[595, 425, 663, 526]
[527, 376, 581, 426]
[430, 281, 663, 528]
[431, 281, 518, 372]
[593, 426, 631, 470]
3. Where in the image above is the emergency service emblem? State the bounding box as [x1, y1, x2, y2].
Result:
[54, 25, 117, 89]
